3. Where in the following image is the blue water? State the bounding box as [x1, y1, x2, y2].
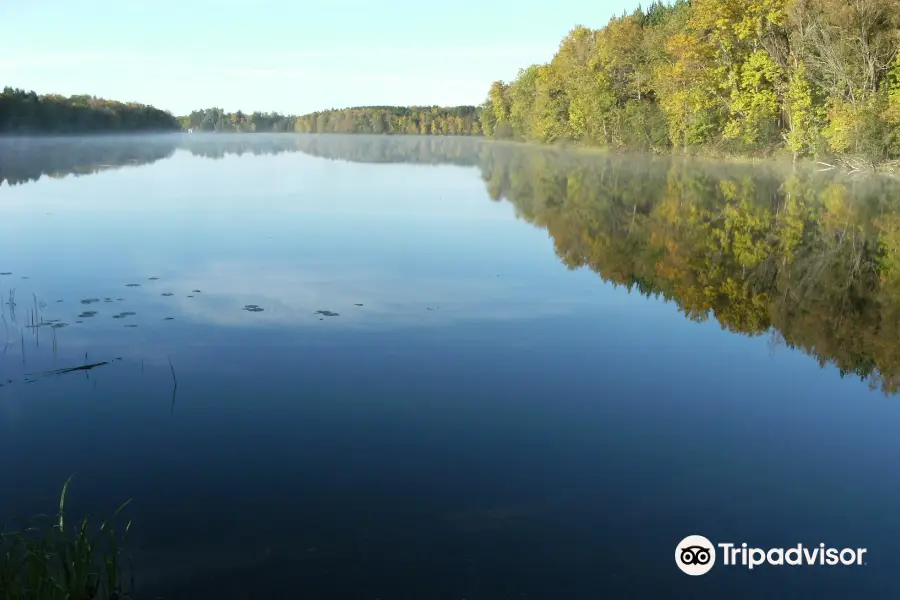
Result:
[1, 135, 898, 599]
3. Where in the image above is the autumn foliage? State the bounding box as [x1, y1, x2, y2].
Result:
[481, 0, 900, 163]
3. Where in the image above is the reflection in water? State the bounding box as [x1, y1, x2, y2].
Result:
[0, 136, 178, 186]
[250, 138, 900, 395]
[476, 148, 900, 396]
[0, 135, 483, 186]
[5, 135, 900, 600]
[4, 134, 900, 393]
[179, 134, 482, 166]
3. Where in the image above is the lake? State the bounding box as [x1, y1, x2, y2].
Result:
[2, 134, 900, 599]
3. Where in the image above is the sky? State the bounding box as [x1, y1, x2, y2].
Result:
[0, 0, 639, 116]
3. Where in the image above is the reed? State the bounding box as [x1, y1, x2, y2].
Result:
[0, 476, 135, 600]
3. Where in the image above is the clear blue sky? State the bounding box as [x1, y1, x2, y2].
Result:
[1, 0, 639, 116]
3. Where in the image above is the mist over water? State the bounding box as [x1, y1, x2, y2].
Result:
[2, 134, 900, 599]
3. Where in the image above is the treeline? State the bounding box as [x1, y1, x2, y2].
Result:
[0, 88, 179, 134]
[178, 108, 295, 133]
[293, 106, 481, 135]
[480, 0, 900, 164]
[178, 106, 483, 136]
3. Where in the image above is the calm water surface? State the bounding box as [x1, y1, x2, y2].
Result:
[2, 134, 900, 599]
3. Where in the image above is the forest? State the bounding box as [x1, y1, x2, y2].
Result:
[178, 108, 296, 133]
[292, 106, 481, 135]
[130, 0, 900, 165]
[0, 87, 179, 133]
[179, 106, 482, 136]
[480, 0, 900, 164]
[6, 0, 900, 163]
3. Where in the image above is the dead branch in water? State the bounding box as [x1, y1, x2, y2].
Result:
[25, 361, 110, 383]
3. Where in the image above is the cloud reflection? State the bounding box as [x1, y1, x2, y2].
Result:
[160, 260, 590, 330]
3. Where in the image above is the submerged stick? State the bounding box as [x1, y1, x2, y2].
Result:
[168, 355, 178, 417]
[168, 355, 177, 388]
[26, 361, 110, 383]
[35, 361, 109, 376]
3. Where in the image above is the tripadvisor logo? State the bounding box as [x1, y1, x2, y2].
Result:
[675, 535, 867, 576]
[676, 535, 716, 575]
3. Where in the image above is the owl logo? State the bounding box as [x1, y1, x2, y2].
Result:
[676, 535, 716, 575]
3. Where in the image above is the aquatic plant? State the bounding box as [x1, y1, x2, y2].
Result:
[0, 476, 134, 600]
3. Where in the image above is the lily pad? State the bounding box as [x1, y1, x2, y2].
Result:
[0, 272, 10, 276]
[314, 310, 339, 317]
[124, 324, 138, 328]
[161, 293, 174, 297]
[81, 298, 100, 305]
[78, 311, 98, 318]
[149, 277, 160, 281]
[192, 289, 201, 293]
[164, 317, 175, 321]
[243, 305, 264, 312]
[354, 303, 363, 307]
[112, 312, 136, 319]
[51, 322, 68, 329]
[125, 283, 141, 288]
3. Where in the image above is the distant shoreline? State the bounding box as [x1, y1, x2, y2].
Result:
[3, 131, 891, 177]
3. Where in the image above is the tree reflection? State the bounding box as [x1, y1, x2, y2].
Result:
[478, 147, 900, 394]
[283, 137, 900, 395]
[6, 135, 900, 393]
[0, 137, 177, 187]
